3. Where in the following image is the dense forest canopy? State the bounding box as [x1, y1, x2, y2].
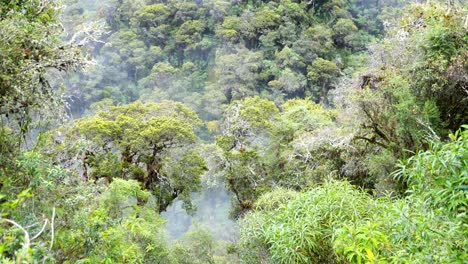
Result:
[0, 0, 467, 263]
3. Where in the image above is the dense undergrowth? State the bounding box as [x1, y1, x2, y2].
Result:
[239, 128, 467, 263]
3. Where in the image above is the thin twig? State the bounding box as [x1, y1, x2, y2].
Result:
[31, 219, 49, 240]
[35, 0, 48, 16]
[49, 207, 56, 251]
[1, 218, 30, 257]
[42, 207, 56, 263]
[415, 118, 440, 141]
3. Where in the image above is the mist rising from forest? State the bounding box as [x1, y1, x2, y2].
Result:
[2, 0, 466, 262]
[58, 0, 466, 254]
[162, 186, 237, 241]
[60, 0, 238, 243]
[57, 0, 440, 246]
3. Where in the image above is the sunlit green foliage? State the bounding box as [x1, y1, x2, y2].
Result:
[215, 97, 349, 215]
[307, 58, 341, 101]
[266, 99, 341, 187]
[239, 129, 467, 263]
[397, 126, 468, 217]
[0, 151, 170, 263]
[1, 151, 83, 262]
[57, 179, 169, 263]
[1, 0, 467, 263]
[334, 129, 468, 263]
[40, 101, 206, 212]
[239, 181, 375, 263]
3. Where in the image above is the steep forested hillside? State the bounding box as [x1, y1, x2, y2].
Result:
[62, 0, 400, 118]
[0, 0, 466, 263]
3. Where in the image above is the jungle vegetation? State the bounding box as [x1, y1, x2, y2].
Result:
[0, 0, 467, 263]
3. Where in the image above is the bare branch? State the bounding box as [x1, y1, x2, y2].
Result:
[49, 207, 56, 251]
[415, 118, 440, 141]
[31, 219, 49, 240]
[1, 218, 30, 257]
[68, 20, 110, 47]
[35, 0, 50, 16]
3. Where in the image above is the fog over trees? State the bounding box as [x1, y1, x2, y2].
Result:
[0, 0, 467, 263]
